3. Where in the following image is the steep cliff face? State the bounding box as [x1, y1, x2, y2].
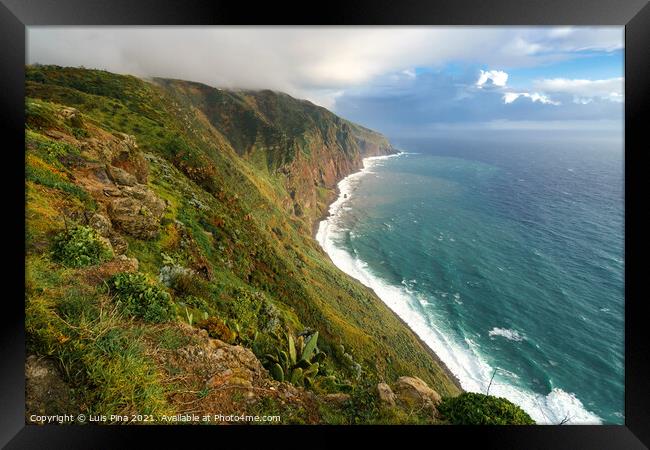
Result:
[24, 65, 460, 424]
[155, 79, 396, 227]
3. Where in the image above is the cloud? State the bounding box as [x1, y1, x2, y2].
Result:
[401, 69, 416, 79]
[334, 68, 623, 137]
[474, 69, 561, 106]
[452, 119, 623, 131]
[476, 70, 509, 88]
[532, 77, 624, 103]
[500, 27, 623, 56]
[503, 92, 560, 105]
[27, 26, 623, 108]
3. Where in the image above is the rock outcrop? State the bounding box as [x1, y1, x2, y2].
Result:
[106, 186, 166, 239]
[65, 126, 167, 240]
[26, 355, 78, 420]
[378, 376, 442, 415]
[377, 382, 397, 407]
[393, 376, 442, 409]
[154, 324, 325, 423]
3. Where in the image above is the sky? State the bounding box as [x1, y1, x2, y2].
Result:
[27, 27, 624, 137]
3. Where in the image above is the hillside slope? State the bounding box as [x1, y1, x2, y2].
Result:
[24, 65, 462, 424]
[154, 78, 396, 227]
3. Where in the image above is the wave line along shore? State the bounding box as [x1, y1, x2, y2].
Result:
[314, 152, 602, 425]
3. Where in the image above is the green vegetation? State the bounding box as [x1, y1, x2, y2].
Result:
[26, 256, 172, 417]
[25, 65, 481, 424]
[438, 392, 535, 425]
[263, 331, 325, 387]
[51, 225, 113, 267]
[198, 316, 236, 343]
[154, 326, 194, 351]
[107, 273, 174, 323]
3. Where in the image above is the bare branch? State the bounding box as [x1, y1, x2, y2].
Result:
[486, 367, 498, 396]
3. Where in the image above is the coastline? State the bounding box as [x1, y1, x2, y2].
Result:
[312, 152, 463, 392]
[312, 150, 608, 425]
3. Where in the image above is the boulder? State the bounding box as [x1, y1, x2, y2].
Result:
[106, 164, 137, 186]
[377, 382, 397, 407]
[208, 367, 253, 389]
[106, 186, 166, 240]
[393, 376, 442, 410]
[59, 107, 84, 129]
[115, 254, 139, 271]
[88, 213, 112, 237]
[26, 355, 77, 419]
[109, 234, 129, 255]
[170, 335, 266, 394]
[78, 132, 148, 183]
[107, 197, 160, 239]
[97, 235, 114, 254]
[119, 185, 166, 217]
[110, 133, 148, 184]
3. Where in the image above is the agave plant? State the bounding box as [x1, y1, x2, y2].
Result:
[264, 331, 326, 387]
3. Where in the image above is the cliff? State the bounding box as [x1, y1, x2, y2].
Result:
[24, 65, 462, 424]
[153, 79, 397, 228]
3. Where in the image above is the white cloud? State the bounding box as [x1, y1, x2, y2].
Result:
[533, 77, 624, 103]
[476, 70, 509, 87]
[503, 92, 560, 105]
[548, 27, 574, 38]
[401, 69, 416, 78]
[27, 26, 623, 108]
[544, 27, 623, 52]
[501, 27, 623, 56]
[303, 90, 345, 110]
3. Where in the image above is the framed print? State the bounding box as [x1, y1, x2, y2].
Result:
[1, 0, 648, 448]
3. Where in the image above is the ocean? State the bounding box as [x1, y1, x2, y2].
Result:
[316, 129, 624, 424]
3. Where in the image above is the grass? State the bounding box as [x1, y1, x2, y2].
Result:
[26, 154, 94, 207]
[25, 65, 464, 424]
[26, 255, 173, 418]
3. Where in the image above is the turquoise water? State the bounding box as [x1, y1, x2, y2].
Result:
[317, 130, 624, 424]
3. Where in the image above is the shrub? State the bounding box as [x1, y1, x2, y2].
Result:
[26, 132, 82, 168]
[343, 381, 380, 424]
[438, 392, 535, 425]
[108, 272, 174, 323]
[225, 288, 281, 337]
[51, 225, 113, 267]
[171, 270, 209, 298]
[181, 295, 209, 310]
[197, 316, 236, 343]
[159, 265, 209, 298]
[25, 258, 171, 418]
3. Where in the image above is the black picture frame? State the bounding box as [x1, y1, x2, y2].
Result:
[2, 0, 648, 448]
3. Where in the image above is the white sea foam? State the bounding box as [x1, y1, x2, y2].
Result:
[488, 327, 526, 341]
[315, 152, 603, 425]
